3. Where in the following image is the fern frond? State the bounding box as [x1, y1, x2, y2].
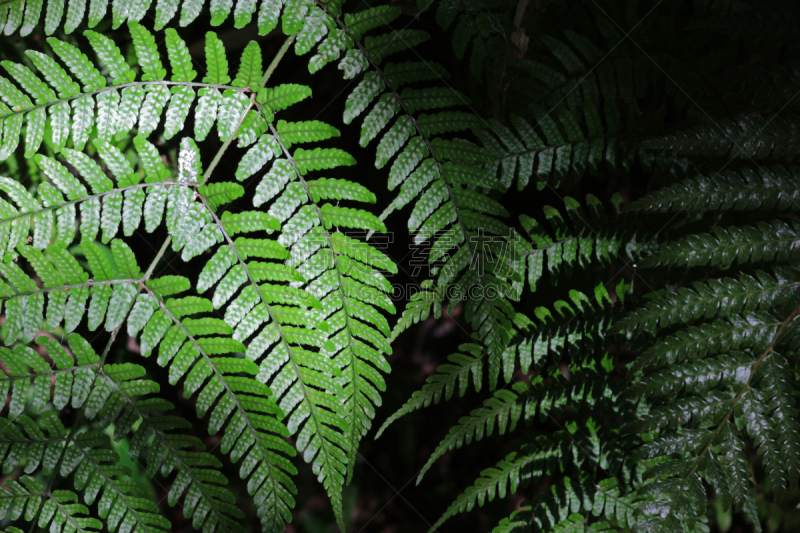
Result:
[134, 283, 298, 533]
[0, 477, 101, 533]
[97, 364, 245, 531]
[0, 128, 301, 533]
[0, 334, 99, 417]
[417, 361, 614, 484]
[75, 334, 246, 533]
[640, 113, 800, 160]
[630, 165, 800, 213]
[633, 416, 759, 533]
[0, 291, 251, 532]
[191, 103, 392, 522]
[615, 267, 800, 334]
[630, 312, 786, 372]
[0, 27, 305, 155]
[628, 297, 800, 533]
[381, 284, 616, 437]
[0, 137, 180, 261]
[0, 239, 172, 344]
[477, 104, 617, 191]
[628, 351, 752, 399]
[630, 392, 733, 433]
[416, 383, 526, 484]
[389, 280, 443, 341]
[118, 205, 300, 533]
[635, 475, 707, 533]
[516, 284, 616, 371]
[519, 194, 626, 290]
[518, 30, 648, 115]
[313, 4, 523, 364]
[548, 515, 594, 533]
[572, 478, 640, 529]
[66, 428, 170, 533]
[426, 0, 514, 81]
[429, 437, 564, 532]
[375, 344, 483, 438]
[749, 353, 800, 501]
[641, 219, 800, 269]
[717, 422, 761, 520]
[0, 412, 169, 533]
[259, 118, 396, 486]
[492, 514, 529, 533]
[0, 0, 339, 43]
[506, 473, 641, 532]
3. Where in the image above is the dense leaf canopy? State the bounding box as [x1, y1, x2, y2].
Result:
[1, 0, 800, 532]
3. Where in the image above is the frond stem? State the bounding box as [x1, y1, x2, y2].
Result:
[140, 281, 288, 519]
[48, 493, 88, 533]
[71, 440, 153, 533]
[200, 35, 294, 186]
[0, 279, 139, 303]
[261, 36, 296, 86]
[201, 93, 256, 185]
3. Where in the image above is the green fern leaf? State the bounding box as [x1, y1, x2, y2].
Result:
[631, 312, 783, 372]
[376, 344, 483, 437]
[234, 41, 263, 90]
[416, 383, 526, 483]
[0, 0, 337, 39]
[642, 220, 800, 268]
[753, 353, 800, 501]
[615, 268, 800, 334]
[429, 438, 563, 532]
[0, 477, 102, 533]
[641, 114, 800, 160]
[0, 27, 320, 153]
[630, 165, 800, 213]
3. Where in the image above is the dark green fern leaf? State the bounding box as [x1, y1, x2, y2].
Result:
[615, 267, 800, 334]
[630, 165, 800, 213]
[375, 344, 483, 438]
[641, 220, 800, 269]
[640, 114, 800, 160]
[477, 104, 617, 191]
[429, 437, 564, 532]
[518, 194, 627, 290]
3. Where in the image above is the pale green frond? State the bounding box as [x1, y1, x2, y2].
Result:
[216, 116, 395, 514]
[0, 27, 281, 153]
[0, 0, 338, 38]
[320, 9, 525, 370]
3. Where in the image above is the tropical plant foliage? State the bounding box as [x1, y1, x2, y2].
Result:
[1, 0, 800, 532]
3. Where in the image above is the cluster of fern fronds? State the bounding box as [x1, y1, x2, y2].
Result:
[367, 0, 800, 531]
[2, 0, 800, 532]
